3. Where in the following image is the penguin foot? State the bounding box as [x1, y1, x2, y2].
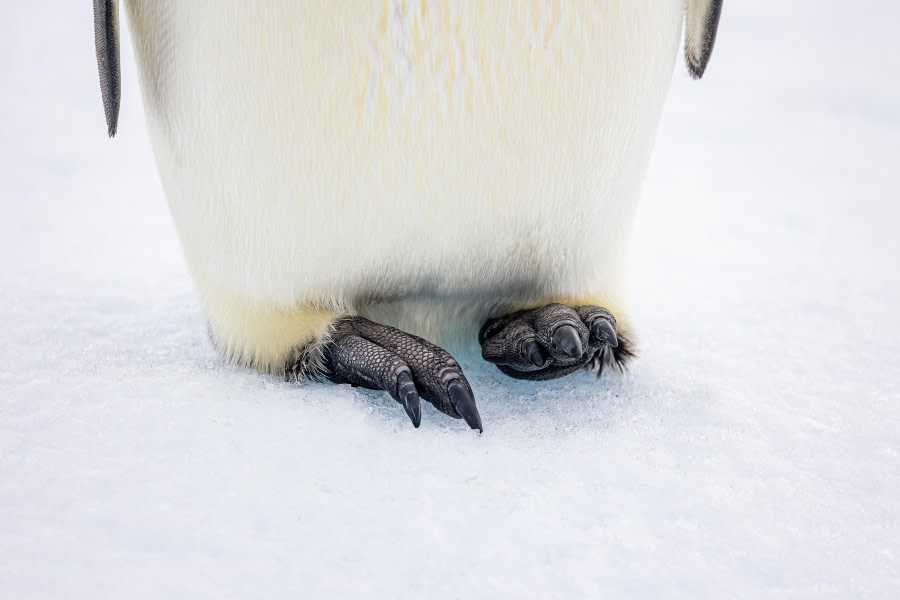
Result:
[480, 304, 632, 381]
[320, 316, 482, 431]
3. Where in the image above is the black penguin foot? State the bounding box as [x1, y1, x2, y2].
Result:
[480, 304, 633, 381]
[321, 317, 482, 432]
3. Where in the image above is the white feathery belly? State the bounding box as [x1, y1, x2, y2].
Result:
[125, 0, 683, 360]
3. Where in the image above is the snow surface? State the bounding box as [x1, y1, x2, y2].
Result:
[2, 1, 899, 597]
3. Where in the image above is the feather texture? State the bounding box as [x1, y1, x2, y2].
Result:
[121, 1, 695, 369]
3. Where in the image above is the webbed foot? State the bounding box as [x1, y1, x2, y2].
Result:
[480, 303, 632, 381]
[321, 317, 482, 431]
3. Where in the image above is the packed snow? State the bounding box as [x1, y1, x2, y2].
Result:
[1, 1, 898, 597]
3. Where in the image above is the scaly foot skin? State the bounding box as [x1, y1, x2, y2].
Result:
[321, 317, 482, 431]
[480, 303, 630, 381]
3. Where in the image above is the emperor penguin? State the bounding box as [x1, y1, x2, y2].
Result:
[93, 1, 723, 431]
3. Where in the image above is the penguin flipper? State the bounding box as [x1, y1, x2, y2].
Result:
[684, 0, 724, 79]
[93, 0, 120, 137]
[480, 304, 632, 381]
[321, 317, 482, 432]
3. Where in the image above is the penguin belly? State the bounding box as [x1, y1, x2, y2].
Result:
[125, 1, 683, 371]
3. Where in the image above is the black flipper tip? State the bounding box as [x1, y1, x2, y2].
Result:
[448, 379, 482, 433]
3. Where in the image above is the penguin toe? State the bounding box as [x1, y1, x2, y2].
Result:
[575, 305, 619, 348]
[529, 304, 590, 362]
[322, 316, 482, 431]
[481, 320, 547, 372]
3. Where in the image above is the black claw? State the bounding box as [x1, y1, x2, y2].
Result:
[448, 379, 483, 433]
[403, 392, 422, 428]
[396, 371, 421, 428]
[524, 339, 545, 367]
[552, 324, 584, 358]
[591, 320, 619, 348]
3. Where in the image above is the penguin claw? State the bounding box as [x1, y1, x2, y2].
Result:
[396, 371, 422, 428]
[448, 379, 483, 433]
[591, 320, 618, 348]
[524, 339, 545, 368]
[321, 316, 481, 431]
[480, 303, 630, 381]
[552, 324, 584, 358]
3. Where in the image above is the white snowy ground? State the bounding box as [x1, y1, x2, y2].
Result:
[2, 1, 898, 598]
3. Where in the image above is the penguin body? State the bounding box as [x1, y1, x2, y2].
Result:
[95, 1, 723, 425]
